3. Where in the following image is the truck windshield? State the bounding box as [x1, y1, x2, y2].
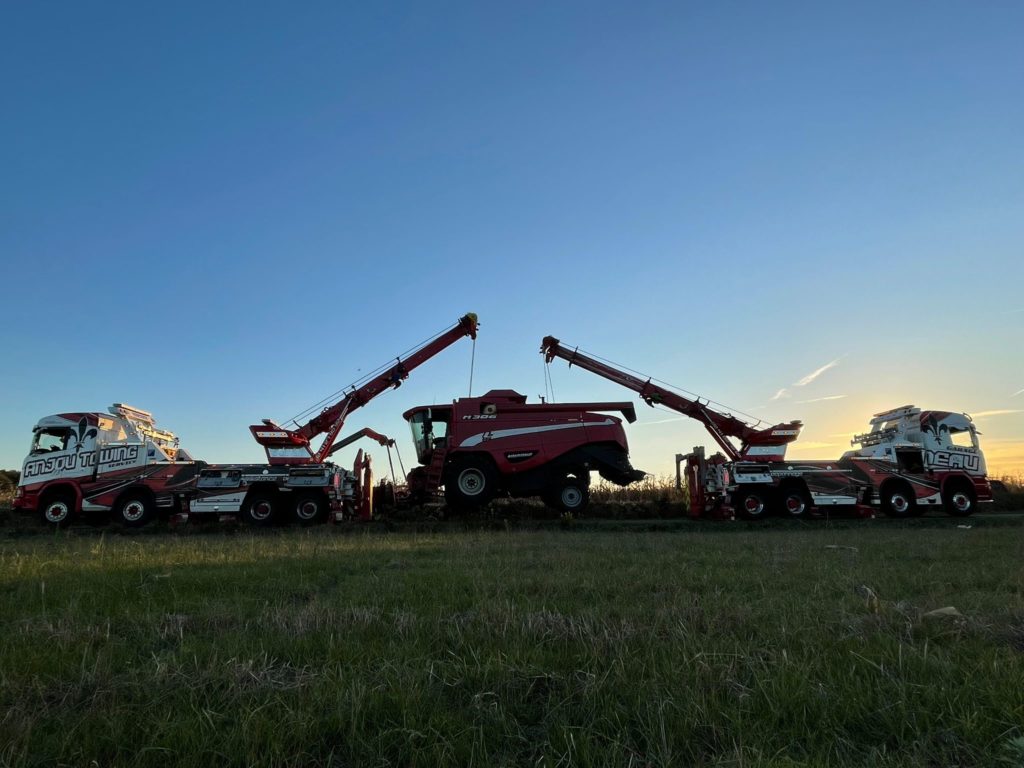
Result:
[408, 410, 449, 464]
[32, 429, 70, 453]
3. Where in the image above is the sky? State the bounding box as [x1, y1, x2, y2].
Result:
[2, 1, 1023, 480]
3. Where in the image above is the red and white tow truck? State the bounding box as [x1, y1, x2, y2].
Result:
[541, 336, 993, 520]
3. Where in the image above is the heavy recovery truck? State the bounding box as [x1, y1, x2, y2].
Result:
[541, 336, 993, 520]
[15, 313, 478, 527]
[402, 390, 646, 514]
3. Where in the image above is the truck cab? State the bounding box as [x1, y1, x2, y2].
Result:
[15, 404, 199, 527]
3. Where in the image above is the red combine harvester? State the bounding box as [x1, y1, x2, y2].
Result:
[542, 336, 993, 520]
[402, 390, 645, 513]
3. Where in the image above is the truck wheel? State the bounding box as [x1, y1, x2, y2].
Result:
[242, 493, 278, 526]
[115, 492, 154, 528]
[293, 494, 327, 526]
[548, 479, 590, 514]
[733, 488, 771, 521]
[881, 484, 916, 518]
[943, 483, 976, 517]
[40, 491, 74, 528]
[444, 459, 495, 511]
[780, 488, 810, 519]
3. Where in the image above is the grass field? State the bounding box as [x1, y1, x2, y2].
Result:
[2, 519, 1023, 767]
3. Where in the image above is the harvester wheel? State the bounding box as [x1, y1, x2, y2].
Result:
[444, 459, 495, 512]
[548, 479, 590, 514]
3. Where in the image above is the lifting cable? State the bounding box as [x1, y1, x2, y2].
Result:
[468, 337, 476, 397]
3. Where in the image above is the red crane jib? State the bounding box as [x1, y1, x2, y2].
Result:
[250, 313, 478, 465]
[541, 335, 801, 462]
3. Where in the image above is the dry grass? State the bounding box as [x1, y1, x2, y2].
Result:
[1, 522, 1023, 767]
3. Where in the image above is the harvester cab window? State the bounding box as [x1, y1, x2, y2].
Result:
[409, 408, 452, 464]
[32, 429, 71, 453]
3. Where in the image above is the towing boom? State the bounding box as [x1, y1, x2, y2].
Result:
[251, 313, 478, 464]
[541, 336, 802, 461]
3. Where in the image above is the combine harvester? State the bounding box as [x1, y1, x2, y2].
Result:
[541, 336, 993, 520]
[14, 313, 479, 527]
[401, 390, 646, 514]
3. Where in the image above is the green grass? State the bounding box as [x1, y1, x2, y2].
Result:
[1, 522, 1023, 767]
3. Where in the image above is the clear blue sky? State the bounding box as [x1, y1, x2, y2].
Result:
[3, 1, 1023, 477]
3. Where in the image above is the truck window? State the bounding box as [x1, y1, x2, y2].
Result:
[949, 429, 976, 449]
[896, 448, 924, 474]
[33, 429, 71, 453]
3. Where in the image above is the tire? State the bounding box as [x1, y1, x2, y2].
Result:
[242, 492, 279, 526]
[780, 487, 810, 519]
[880, 483, 916, 518]
[292, 493, 328, 526]
[40, 490, 75, 528]
[547, 478, 590, 514]
[733, 487, 771, 521]
[444, 459, 496, 512]
[115, 492, 155, 528]
[943, 482, 976, 517]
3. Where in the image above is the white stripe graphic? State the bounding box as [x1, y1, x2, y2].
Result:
[458, 419, 613, 448]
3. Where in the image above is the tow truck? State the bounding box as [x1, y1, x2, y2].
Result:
[402, 389, 645, 514]
[189, 312, 478, 525]
[541, 336, 992, 520]
[13, 404, 201, 527]
[15, 313, 478, 527]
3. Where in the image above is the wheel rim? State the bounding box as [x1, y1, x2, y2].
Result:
[45, 501, 69, 524]
[123, 500, 146, 522]
[251, 501, 273, 521]
[457, 469, 486, 497]
[785, 495, 805, 516]
[560, 486, 582, 509]
[743, 496, 764, 516]
[891, 494, 909, 513]
[952, 492, 971, 512]
[296, 499, 320, 520]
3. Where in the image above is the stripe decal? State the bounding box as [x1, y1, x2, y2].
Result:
[458, 419, 613, 448]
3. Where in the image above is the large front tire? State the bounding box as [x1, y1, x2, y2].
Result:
[444, 459, 496, 512]
[40, 491, 75, 528]
[943, 482, 976, 517]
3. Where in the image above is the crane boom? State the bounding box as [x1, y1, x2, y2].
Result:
[541, 336, 802, 461]
[251, 313, 478, 465]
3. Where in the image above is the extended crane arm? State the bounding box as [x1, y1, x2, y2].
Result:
[541, 335, 801, 461]
[251, 313, 478, 464]
[326, 427, 395, 457]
